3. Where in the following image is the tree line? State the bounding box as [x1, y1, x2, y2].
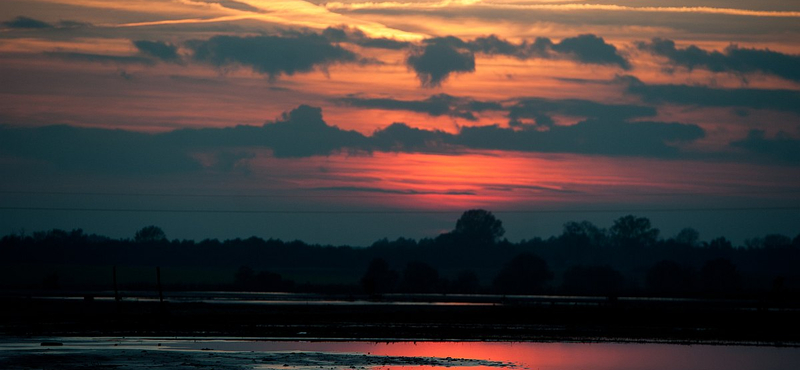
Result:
[1, 210, 799, 299]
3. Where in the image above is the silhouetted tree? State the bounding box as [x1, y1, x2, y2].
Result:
[454, 209, 505, 246]
[400, 261, 440, 293]
[493, 253, 552, 294]
[701, 258, 742, 295]
[562, 265, 625, 296]
[361, 258, 398, 296]
[763, 234, 792, 249]
[706, 236, 733, 250]
[135, 225, 167, 243]
[646, 260, 697, 296]
[450, 270, 480, 294]
[234, 266, 255, 286]
[610, 215, 659, 248]
[674, 228, 700, 246]
[561, 221, 606, 247]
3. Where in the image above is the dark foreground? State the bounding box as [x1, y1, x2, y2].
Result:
[2, 294, 799, 345]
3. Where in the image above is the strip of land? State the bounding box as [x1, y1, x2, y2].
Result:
[1, 294, 799, 345]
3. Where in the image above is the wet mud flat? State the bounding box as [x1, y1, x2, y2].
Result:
[1, 296, 799, 345]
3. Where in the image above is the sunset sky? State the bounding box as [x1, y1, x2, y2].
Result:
[1, 0, 798, 245]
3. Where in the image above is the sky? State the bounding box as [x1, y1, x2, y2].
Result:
[0, 0, 799, 245]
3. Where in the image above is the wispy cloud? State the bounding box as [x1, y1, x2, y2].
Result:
[325, 1, 800, 18]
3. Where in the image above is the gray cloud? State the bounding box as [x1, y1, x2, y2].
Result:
[621, 75, 800, 114]
[406, 37, 476, 87]
[334, 94, 502, 121]
[405, 34, 629, 86]
[323, 26, 411, 50]
[188, 34, 360, 79]
[508, 98, 656, 127]
[455, 119, 704, 158]
[133, 40, 181, 63]
[311, 186, 475, 196]
[0, 105, 709, 176]
[637, 38, 800, 82]
[731, 130, 800, 164]
[1, 16, 91, 29]
[551, 34, 630, 70]
[2, 16, 53, 29]
[43, 52, 156, 66]
[335, 94, 655, 127]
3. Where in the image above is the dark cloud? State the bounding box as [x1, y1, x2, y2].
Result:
[621, 75, 800, 114]
[405, 34, 629, 86]
[0, 105, 708, 177]
[731, 130, 800, 164]
[133, 40, 181, 63]
[406, 37, 476, 87]
[323, 26, 411, 50]
[197, 0, 265, 13]
[370, 123, 452, 152]
[43, 52, 156, 66]
[335, 93, 653, 127]
[551, 34, 631, 70]
[188, 34, 359, 79]
[508, 98, 656, 127]
[637, 38, 800, 82]
[334, 94, 502, 121]
[461, 34, 629, 69]
[311, 186, 475, 196]
[2, 16, 53, 29]
[455, 119, 704, 158]
[1, 16, 91, 29]
[0, 125, 199, 174]
[162, 105, 367, 158]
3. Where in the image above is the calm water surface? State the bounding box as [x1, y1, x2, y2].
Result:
[167, 340, 800, 370]
[3, 338, 799, 370]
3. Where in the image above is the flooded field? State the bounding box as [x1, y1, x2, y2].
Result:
[2, 338, 799, 370]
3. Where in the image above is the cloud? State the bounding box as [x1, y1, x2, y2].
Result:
[44, 52, 157, 66]
[323, 26, 411, 50]
[551, 34, 630, 70]
[508, 98, 656, 127]
[1, 16, 91, 29]
[0, 105, 707, 176]
[370, 122, 452, 152]
[1, 16, 53, 29]
[405, 34, 629, 86]
[325, 1, 800, 18]
[188, 34, 360, 78]
[454, 119, 704, 158]
[133, 40, 182, 63]
[311, 186, 475, 196]
[334, 94, 501, 121]
[637, 38, 800, 82]
[731, 130, 800, 164]
[162, 105, 367, 158]
[335, 93, 653, 126]
[406, 37, 476, 87]
[621, 75, 800, 114]
[0, 125, 200, 174]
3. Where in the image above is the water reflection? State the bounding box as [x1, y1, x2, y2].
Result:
[166, 340, 800, 370]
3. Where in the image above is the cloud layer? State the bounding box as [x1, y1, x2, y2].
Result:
[0, 104, 712, 177]
[638, 38, 800, 82]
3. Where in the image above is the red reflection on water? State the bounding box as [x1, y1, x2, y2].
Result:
[172, 340, 800, 370]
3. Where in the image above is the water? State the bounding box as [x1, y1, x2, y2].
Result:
[3, 338, 798, 370]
